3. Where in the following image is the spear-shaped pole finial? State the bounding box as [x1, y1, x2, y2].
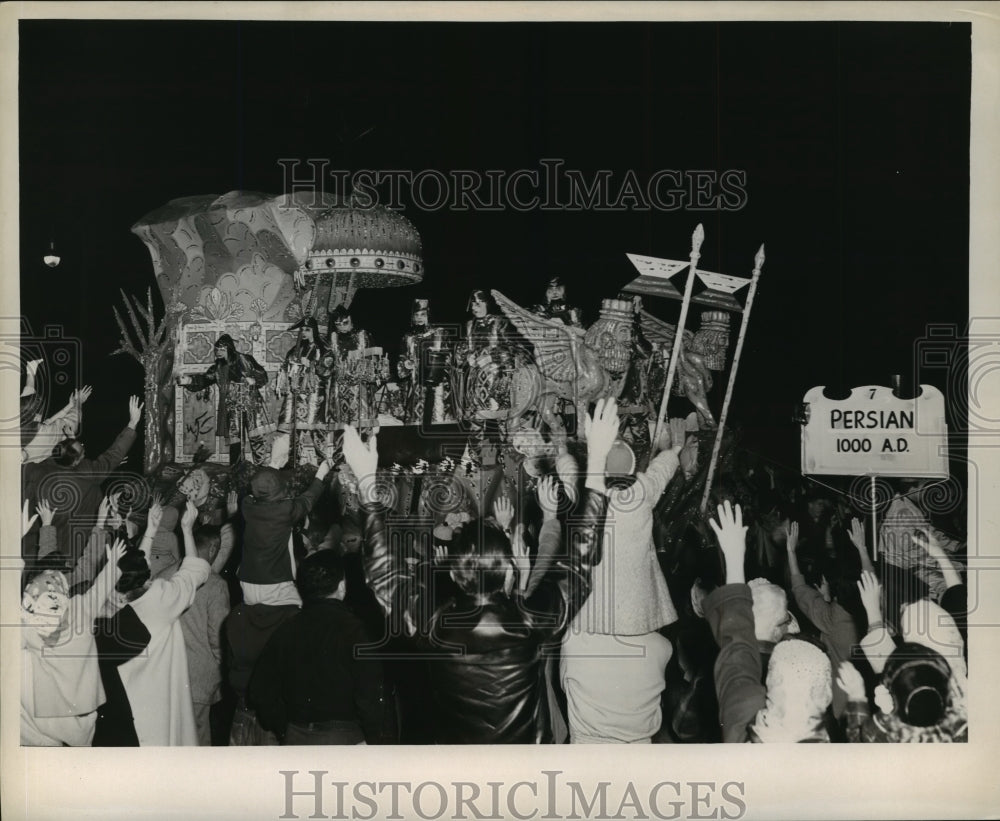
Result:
[692, 223, 705, 257]
[754, 243, 765, 273]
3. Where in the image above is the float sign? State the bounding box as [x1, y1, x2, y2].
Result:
[801, 385, 948, 477]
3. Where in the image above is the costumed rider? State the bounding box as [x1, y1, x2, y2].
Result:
[397, 298, 454, 425]
[620, 294, 656, 465]
[177, 334, 271, 465]
[532, 276, 583, 327]
[327, 304, 385, 432]
[456, 289, 514, 421]
[269, 317, 333, 469]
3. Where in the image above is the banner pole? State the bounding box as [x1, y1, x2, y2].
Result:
[700, 244, 764, 513]
[870, 474, 878, 560]
[652, 223, 703, 449]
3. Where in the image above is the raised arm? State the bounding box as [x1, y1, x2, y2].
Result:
[787, 520, 850, 636]
[639, 416, 686, 500]
[342, 425, 408, 617]
[704, 501, 766, 743]
[213, 522, 236, 575]
[522, 476, 562, 596]
[35, 499, 59, 560]
[180, 499, 198, 563]
[81, 537, 126, 618]
[523, 398, 618, 623]
[141, 501, 211, 622]
[857, 569, 895, 674]
[79, 396, 141, 478]
[43, 385, 91, 430]
[138, 496, 164, 565]
[914, 529, 963, 592]
[847, 517, 877, 576]
[290, 459, 331, 521]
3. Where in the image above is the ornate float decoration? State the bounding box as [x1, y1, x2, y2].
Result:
[131, 190, 424, 467]
[622, 227, 764, 510]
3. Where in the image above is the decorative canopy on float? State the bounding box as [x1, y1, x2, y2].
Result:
[131, 189, 424, 326]
[284, 191, 424, 315]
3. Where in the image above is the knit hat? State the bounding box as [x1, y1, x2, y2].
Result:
[251, 467, 287, 502]
[751, 638, 832, 742]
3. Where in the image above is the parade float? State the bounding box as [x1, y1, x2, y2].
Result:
[123, 191, 764, 533]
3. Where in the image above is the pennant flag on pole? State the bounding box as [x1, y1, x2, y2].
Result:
[623, 253, 751, 312]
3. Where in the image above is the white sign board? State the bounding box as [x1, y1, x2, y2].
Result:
[800, 384, 948, 477]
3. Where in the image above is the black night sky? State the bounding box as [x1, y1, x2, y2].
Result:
[18, 20, 970, 472]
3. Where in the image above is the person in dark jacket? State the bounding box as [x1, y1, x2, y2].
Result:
[340, 398, 619, 744]
[249, 549, 387, 745]
[225, 599, 299, 745]
[238, 462, 331, 605]
[704, 501, 833, 743]
[177, 334, 271, 465]
[22, 396, 143, 564]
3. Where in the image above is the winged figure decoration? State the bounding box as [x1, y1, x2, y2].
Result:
[639, 309, 716, 428]
[492, 290, 611, 442]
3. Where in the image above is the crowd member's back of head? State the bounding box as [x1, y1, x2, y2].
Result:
[295, 549, 346, 603]
[51, 438, 84, 467]
[116, 550, 150, 600]
[750, 635, 833, 742]
[448, 519, 512, 598]
[882, 643, 950, 728]
[194, 525, 221, 565]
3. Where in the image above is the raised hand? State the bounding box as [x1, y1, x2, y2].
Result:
[145, 496, 164, 534]
[181, 499, 198, 532]
[127, 396, 144, 429]
[668, 417, 688, 454]
[709, 500, 748, 585]
[848, 517, 867, 553]
[97, 491, 121, 530]
[857, 570, 882, 622]
[432, 544, 448, 566]
[536, 475, 560, 521]
[107, 537, 127, 567]
[22, 499, 39, 537]
[72, 385, 93, 405]
[784, 520, 799, 554]
[510, 523, 531, 589]
[342, 425, 378, 481]
[493, 496, 515, 532]
[584, 397, 620, 464]
[912, 528, 945, 560]
[817, 575, 831, 603]
[836, 661, 867, 702]
[37, 498, 56, 527]
[226, 490, 239, 518]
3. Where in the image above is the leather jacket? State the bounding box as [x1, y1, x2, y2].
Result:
[361, 489, 608, 743]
